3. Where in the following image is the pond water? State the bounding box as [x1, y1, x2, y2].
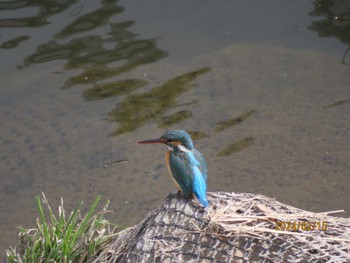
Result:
[1, 0, 349, 258]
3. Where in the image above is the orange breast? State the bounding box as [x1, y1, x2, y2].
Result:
[165, 150, 181, 191]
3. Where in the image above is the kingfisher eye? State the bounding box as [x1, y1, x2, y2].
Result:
[166, 139, 173, 143]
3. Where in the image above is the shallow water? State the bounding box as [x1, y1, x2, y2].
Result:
[1, 0, 349, 259]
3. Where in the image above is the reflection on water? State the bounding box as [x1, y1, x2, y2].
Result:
[214, 110, 256, 132]
[1, 0, 184, 136]
[217, 137, 255, 157]
[0, 0, 217, 148]
[187, 130, 208, 140]
[20, 1, 168, 90]
[83, 79, 148, 101]
[309, 0, 350, 64]
[158, 110, 193, 128]
[323, 99, 349, 109]
[1, 35, 30, 49]
[213, 110, 256, 155]
[60, 36, 167, 88]
[55, 1, 123, 39]
[0, 0, 79, 28]
[107, 67, 212, 136]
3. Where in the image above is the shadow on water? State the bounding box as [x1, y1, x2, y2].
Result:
[309, 0, 350, 64]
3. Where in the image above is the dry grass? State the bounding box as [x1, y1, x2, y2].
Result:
[205, 193, 349, 239]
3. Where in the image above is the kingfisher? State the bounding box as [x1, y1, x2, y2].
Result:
[138, 130, 209, 207]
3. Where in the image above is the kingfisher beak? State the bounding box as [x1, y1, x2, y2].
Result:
[138, 138, 165, 144]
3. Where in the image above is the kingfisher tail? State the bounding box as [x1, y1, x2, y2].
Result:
[192, 167, 209, 207]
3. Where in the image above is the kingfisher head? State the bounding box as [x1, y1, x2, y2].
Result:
[138, 130, 194, 150]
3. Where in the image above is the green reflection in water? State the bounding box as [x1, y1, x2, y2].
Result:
[83, 79, 148, 101]
[1, 35, 30, 49]
[309, 0, 350, 64]
[107, 67, 212, 136]
[323, 99, 348, 109]
[177, 100, 198, 107]
[55, 2, 124, 39]
[214, 110, 256, 132]
[309, 0, 350, 47]
[62, 37, 167, 88]
[187, 130, 208, 140]
[20, 0, 168, 90]
[217, 137, 255, 157]
[0, 0, 79, 28]
[158, 110, 193, 128]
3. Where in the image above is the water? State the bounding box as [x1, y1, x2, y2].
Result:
[1, 0, 349, 259]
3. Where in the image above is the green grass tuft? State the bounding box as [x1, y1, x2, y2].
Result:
[6, 193, 121, 263]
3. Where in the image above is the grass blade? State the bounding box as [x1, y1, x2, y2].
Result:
[35, 195, 51, 252]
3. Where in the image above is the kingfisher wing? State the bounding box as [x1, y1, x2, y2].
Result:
[193, 149, 208, 181]
[168, 151, 194, 197]
[169, 150, 207, 198]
